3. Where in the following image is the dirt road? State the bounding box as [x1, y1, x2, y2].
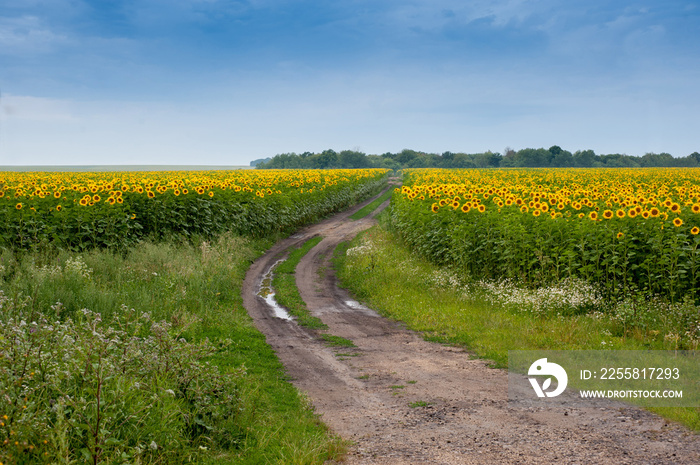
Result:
[241, 189, 699, 464]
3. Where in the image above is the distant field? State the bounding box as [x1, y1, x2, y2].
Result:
[0, 165, 254, 172]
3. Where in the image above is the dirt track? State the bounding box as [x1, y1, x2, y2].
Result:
[241, 188, 699, 465]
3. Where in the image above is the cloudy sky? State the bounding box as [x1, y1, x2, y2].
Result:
[1, 0, 699, 165]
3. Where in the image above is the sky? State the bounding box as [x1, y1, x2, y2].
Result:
[1, 0, 699, 166]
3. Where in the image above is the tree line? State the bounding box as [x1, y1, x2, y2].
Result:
[252, 147, 700, 170]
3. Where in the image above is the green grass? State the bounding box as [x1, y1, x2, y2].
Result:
[320, 334, 356, 347]
[273, 236, 327, 330]
[272, 237, 359, 354]
[409, 401, 430, 408]
[333, 211, 700, 431]
[0, 234, 345, 463]
[349, 188, 394, 220]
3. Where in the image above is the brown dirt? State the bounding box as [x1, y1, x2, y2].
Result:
[241, 187, 699, 465]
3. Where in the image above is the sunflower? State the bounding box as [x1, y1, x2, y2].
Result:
[628, 209, 637, 218]
[589, 211, 598, 220]
[520, 205, 529, 213]
[431, 203, 439, 213]
[461, 203, 471, 213]
[93, 195, 101, 202]
[533, 209, 541, 217]
[15, 203, 22, 210]
[54, 191, 61, 199]
[147, 191, 155, 198]
[692, 226, 700, 235]
[209, 191, 214, 198]
[617, 232, 624, 239]
[478, 205, 486, 213]
[641, 211, 650, 219]
[452, 200, 460, 209]
[578, 213, 585, 219]
[670, 203, 681, 213]
[56, 205, 62, 212]
[673, 217, 683, 227]
[650, 207, 660, 217]
[603, 210, 613, 219]
[79, 197, 88, 206]
[692, 204, 700, 214]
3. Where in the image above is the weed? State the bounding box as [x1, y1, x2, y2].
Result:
[409, 401, 431, 408]
[321, 334, 356, 348]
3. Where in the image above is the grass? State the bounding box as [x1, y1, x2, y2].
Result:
[349, 188, 394, 220]
[334, 211, 700, 431]
[320, 334, 356, 348]
[272, 236, 359, 354]
[409, 401, 431, 408]
[272, 236, 327, 330]
[0, 233, 345, 464]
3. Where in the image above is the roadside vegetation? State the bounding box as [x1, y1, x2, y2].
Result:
[335, 211, 700, 430]
[0, 169, 389, 464]
[0, 235, 347, 464]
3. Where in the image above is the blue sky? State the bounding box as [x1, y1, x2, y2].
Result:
[1, 0, 699, 165]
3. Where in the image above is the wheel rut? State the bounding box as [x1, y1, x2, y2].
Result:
[241, 188, 699, 465]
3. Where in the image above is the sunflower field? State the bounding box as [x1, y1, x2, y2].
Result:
[1, 168, 389, 250]
[392, 168, 700, 302]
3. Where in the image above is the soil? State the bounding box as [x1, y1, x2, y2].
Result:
[241, 186, 699, 465]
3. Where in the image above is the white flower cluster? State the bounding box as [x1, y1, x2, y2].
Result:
[474, 277, 602, 314]
[427, 269, 462, 289]
[346, 244, 374, 257]
[35, 256, 93, 280]
[64, 256, 93, 279]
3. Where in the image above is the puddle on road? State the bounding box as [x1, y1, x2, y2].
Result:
[345, 300, 370, 310]
[258, 259, 293, 321]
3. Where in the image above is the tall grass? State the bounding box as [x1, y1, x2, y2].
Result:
[0, 234, 344, 464]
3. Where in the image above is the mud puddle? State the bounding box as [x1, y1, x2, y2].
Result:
[257, 258, 292, 321]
